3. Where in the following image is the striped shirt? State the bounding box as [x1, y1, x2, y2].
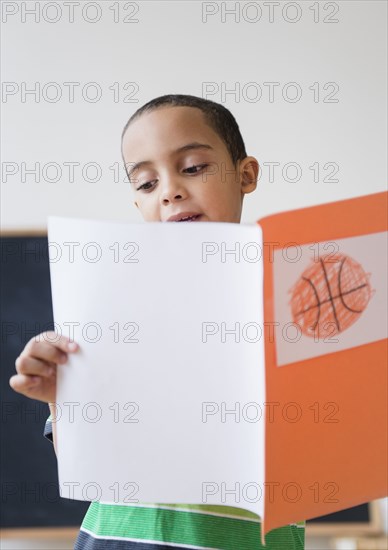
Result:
[44, 416, 305, 549]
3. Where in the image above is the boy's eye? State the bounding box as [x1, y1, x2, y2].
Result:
[184, 163, 208, 174]
[136, 181, 156, 191]
[136, 165, 208, 192]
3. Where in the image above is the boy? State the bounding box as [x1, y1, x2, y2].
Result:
[10, 94, 305, 549]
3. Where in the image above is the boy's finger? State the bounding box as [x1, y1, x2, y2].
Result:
[10, 373, 56, 404]
[20, 342, 68, 366]
[27, 331, 78, 354]
[15, 355, 57, 377]
[9, 373, 43, 396]
[24, 334, 78, 364]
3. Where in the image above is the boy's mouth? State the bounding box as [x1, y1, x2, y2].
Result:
[167, 212, 202, 222]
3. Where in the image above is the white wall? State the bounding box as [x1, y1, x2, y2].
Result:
[1, 1, 386, 230]
[1, 0, 387, 547]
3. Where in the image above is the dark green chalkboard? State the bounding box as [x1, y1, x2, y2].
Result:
[1, 234, 89, 528]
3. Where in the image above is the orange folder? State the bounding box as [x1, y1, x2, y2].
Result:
[258, 191, 388, 539]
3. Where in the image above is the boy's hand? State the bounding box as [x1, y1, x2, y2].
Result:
[9, 332, 79, 403]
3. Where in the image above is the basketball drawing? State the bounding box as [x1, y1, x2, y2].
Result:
[289, 253, 374, 339]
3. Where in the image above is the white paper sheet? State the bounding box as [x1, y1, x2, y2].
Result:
[47, 216, 265, 518]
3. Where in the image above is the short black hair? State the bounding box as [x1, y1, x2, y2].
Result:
[121, 94, 247, 178]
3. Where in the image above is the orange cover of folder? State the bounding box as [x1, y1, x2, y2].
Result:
[258, 191, 388, 539]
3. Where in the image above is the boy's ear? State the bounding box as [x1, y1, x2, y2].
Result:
[240, 156, 259, 194]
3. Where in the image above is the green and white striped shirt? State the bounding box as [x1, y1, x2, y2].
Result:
[44, 416, 305, 549]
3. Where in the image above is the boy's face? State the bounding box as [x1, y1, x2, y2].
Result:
[122, 106, 258, 223]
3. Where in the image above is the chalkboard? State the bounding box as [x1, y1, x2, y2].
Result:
[307, 501, 382, 535]
[0, 234, 382, 536]
[0, 234, 89, 528]
[310, 503, 370, 524]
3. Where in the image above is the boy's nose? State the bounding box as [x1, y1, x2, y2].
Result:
[162, 193, 183, 205]
[160, 180, 188, 204]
